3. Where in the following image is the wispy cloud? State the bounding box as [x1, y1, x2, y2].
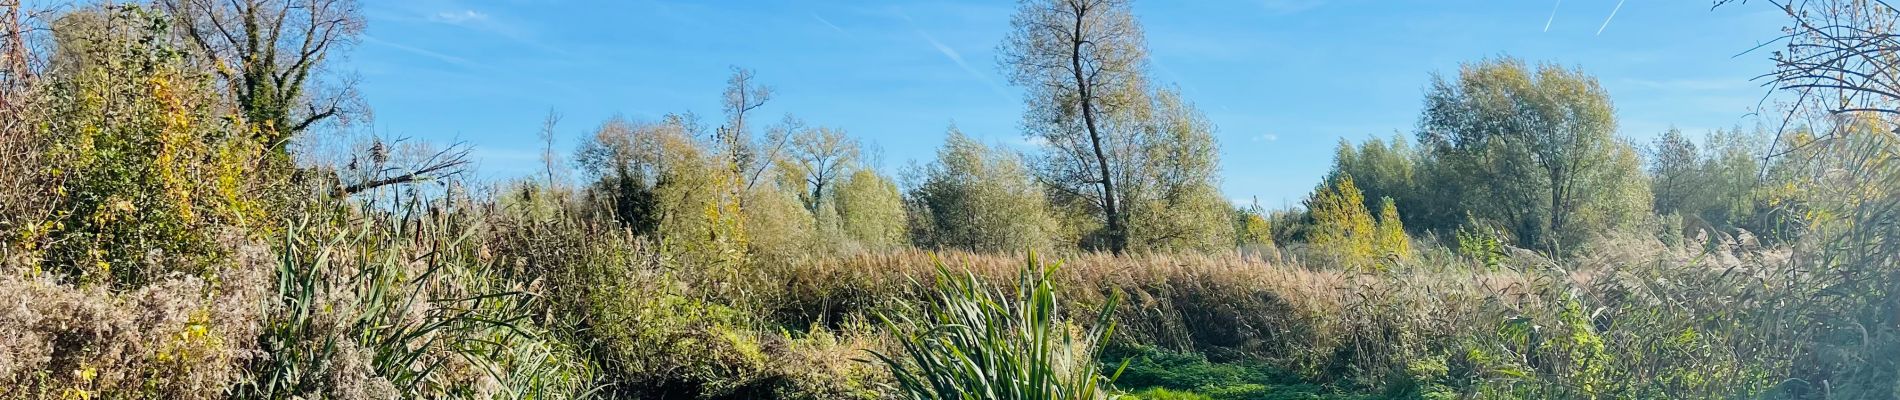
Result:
[896, 9, 1011, 100]
[429, 10, 489, 25]
[1597, 0, 1625, 35]
[418, 7, 574, 59]
[363, 35, 476, 68]
[811, 13, 847, 34]
[362, 34, 586, 97]
[921, 33, 969, 71]
[1253, 133, 1280, 142]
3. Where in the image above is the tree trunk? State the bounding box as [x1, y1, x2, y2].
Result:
[1071, 6, 1125, 254]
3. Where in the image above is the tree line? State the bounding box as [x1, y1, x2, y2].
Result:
[561, 3, 1805, 266]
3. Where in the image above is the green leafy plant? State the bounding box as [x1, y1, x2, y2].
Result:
[871, 253, 1125, 400]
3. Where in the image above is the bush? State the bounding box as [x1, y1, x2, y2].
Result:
[19, 5, 269, 288]
[833, 169, 909, 251]
[908, 129, 1059, 252]
[0, 235, 270, 400]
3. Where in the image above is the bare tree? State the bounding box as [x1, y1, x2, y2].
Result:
[999, 0, 1148, 253]
[333, 136, 471, 196]
[539, 109, 564, 185]
[719, 66, 771, 179]
[1721, 0, 1900, 145]
[158, 0, 365, 156]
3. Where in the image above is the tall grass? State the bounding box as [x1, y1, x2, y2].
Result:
[871, 253, 1125, 400]
[237, 194, 596, 399]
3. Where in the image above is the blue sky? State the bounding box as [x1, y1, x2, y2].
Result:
[344, 0, 1786, 207]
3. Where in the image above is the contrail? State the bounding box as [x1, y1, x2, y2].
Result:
[811, 13, 846, 34]
[1596, 0, 1625, 36]
[1544, 0, 1563, 32]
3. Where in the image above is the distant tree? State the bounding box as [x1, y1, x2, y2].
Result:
[717, 67, 797, 195]
[784, 126, 860, 214]
[574, 116, 664, 235]
[909, 127, 1057, 252]
[833, 168, 908, 250]
[538, 109, 566, 186]
[1649, 128, 1702, 217]
[1306, 176, 1379, 269]
[1232, 202, 1274, 251]
[158, 0, 366, 156]
[1697, 128, 1767, 228]
[574, 114, 745, 264]
[999, 0, 1148, 254]
[1321, 135, 1420, 228]
[1417, 57, 1651, 254]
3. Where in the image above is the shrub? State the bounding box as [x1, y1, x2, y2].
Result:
[1307, 176, 1379, 269]
[21, 5, 269, 288]
[833, 169, 909, 251]
[0, 235, 270, 400]
[769, 322, 892, 400]
[908, 129, 1059, 252]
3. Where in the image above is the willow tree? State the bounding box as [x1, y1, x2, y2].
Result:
[1121, 88, 1229, 252]
[832, 168, 908, 250]
[909, 127, 1058, 252]
[999, 0, 1147, 253]
[1648, 128, 1701, 217]
[1417, 57, 1649, 254]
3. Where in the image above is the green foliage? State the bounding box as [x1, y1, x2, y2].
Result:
[1323, 136, 1420, 229]
[909, 128, 1059, 251]
[1129, 387, 1214, 400]
[1374, 198, 1409, 262]
[23, 5, 268, 288]
[1647, 127, 1772, 238]
[744, 181, 820, 259]
[1123, 88, 1232, 253]
[1306, 176, 1380, 269]
[1453, 222, 1505, 270]
[240, 202, 596, 400]
[1416, 57, 1652, 254]
[1109, 347, 1391, 400]
[871, 254, 1124, 400]
[833, 169, 909, 250]
[1232, 205, 1275, 251]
